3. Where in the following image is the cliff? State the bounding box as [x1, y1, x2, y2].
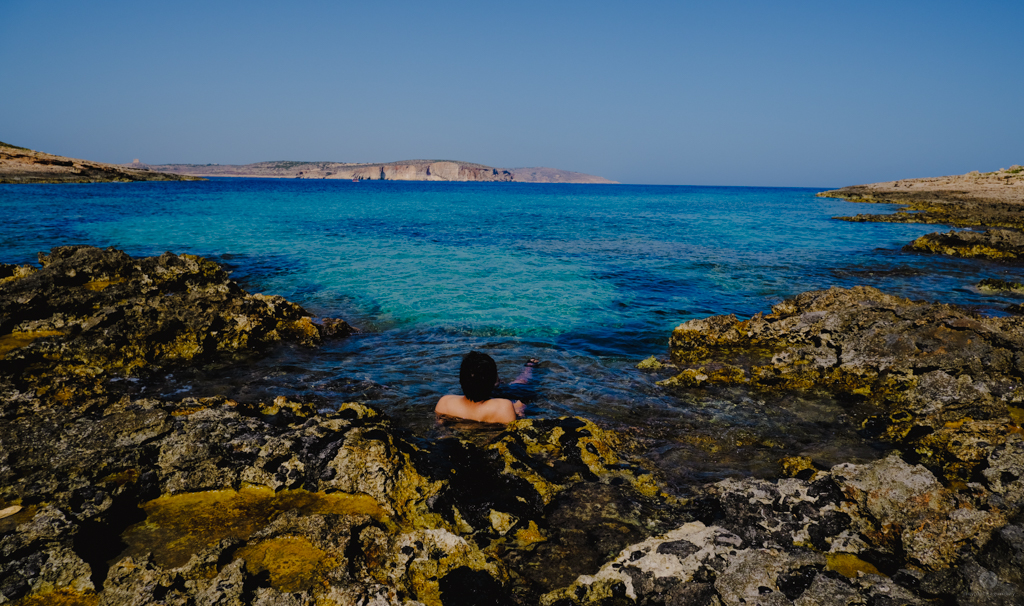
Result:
[0, 142, 202, 184]
[137, 159, 618, 184]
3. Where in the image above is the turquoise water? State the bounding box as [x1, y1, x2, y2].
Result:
[3, 179, 1021, 484]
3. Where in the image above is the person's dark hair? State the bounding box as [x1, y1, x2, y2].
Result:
[460, 351, 497, 402]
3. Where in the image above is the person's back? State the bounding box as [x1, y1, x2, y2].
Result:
[435, 351, 527, 424]
[435, 393, 520, 424]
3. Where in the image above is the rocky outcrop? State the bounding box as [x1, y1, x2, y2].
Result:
[0, 142, 202, 184]
[7, 248, 1024, 605]
[978, 278, 1024, 294]
[0, 246, 352, 411]
[556, 285, 1024, 605]
[905, 228, 1024, 261]
[659, 285, 1024, 483]
[0, 248, 671, 606]
[544, 445, 1024, 605]
[818, 165, 1024, 230]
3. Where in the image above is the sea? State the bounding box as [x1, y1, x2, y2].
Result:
[2, 178, 1019, 490]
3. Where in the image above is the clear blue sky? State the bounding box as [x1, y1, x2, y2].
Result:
[2, 1, 1021, 186]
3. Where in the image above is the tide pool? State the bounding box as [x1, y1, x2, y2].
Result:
[3, 178, 1020, 484]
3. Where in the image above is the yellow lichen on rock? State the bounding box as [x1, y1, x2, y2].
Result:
[278, 316, 322, 346]
[825, 553, 882, 578]
[366, 528, 508, 606]
[118, 487, 386, 568]
[83, 278, 124, 291]
[0, 330, 63, 358]
[10, 589, 98, 606]
[636, 355, 673, 370]
[235, 536, 337, 592]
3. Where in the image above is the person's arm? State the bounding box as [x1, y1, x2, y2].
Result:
[513, 400, 525, 417]
[510, 359, 539, 385]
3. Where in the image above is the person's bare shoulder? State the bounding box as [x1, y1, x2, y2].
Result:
[435, 394, 463, 416]
[481, 398, 518, 424]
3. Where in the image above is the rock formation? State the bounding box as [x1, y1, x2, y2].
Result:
[818, 165, 1024, 228]
[818, 166, 1024, 264]
[0, 142, 202, 184]
[609, 285, 1024, 606]
[904, 228, 1024, 261]
[5, 248, 1024, 605]
[0, 247, 672, 606]
[137, 160, 618, 184]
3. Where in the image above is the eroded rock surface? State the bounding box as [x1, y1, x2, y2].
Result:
[0, 246, 353, 411]
[0, 248, 670, 605]
[6, 249, 1024, 605]
[818, 165, 1024, 229]
[905, 228, 1024, 261]
[566, 285, 1024, 605]
[662, 285, 1024, 483]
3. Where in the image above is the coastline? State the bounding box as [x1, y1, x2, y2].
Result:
[819, 165, 1024, 261]
[0, 142, 202, 185]
[132, 159, 619, 184]
[818, 165, 1024, 229]
[4, 243, 1024, 604]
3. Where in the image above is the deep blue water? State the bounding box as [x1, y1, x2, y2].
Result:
[3, 178, 1021, 483]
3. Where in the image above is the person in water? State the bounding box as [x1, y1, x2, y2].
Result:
[435, 351, 537, 424]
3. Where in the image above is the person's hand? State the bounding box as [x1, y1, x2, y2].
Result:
[513, 400, 526, 417]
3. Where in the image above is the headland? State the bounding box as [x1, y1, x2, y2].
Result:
[819, 165, 1024, 261]
[132, 159, 619, 184]
[0, 142, 202, 184]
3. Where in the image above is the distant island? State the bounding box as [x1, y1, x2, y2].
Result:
[130, 159, 618, 184]
[0, 141, 617, 185]
[0, 141, 201, 184]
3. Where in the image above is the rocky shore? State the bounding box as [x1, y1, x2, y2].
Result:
[0, 143, 201, 185]
[0, 247, 674, 605]
[818, 166, 1024, 262]
[817, 166, 1024, 228]
[4, 247, 1024, 605]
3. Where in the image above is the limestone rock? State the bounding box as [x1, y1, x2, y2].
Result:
[905, 228, 1024, 260]
[665, 286, 1024, 483]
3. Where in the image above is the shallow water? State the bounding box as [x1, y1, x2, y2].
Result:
[3, 179, 1021, 486]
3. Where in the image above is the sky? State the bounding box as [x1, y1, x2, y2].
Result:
[1, 0, 1022, 187]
